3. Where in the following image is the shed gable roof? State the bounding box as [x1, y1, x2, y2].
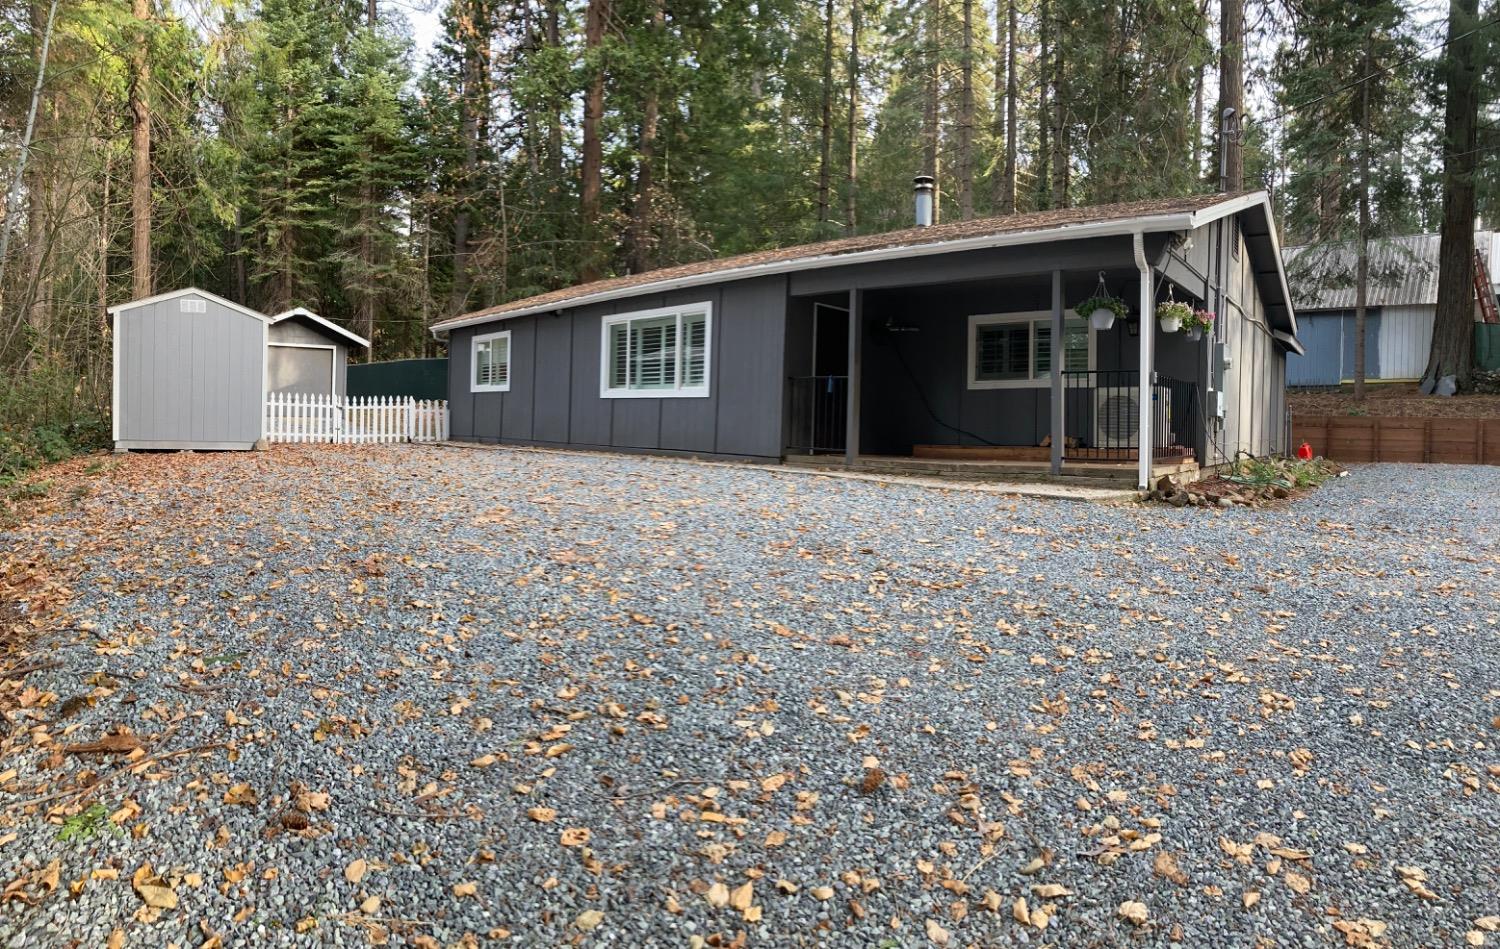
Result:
[271, 307, 371, 348]
[432, 191, 1293, 336]
[107, 287, 269, 323]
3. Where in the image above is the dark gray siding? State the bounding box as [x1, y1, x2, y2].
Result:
[448, 276, 787, 460]
[116, 291, 264, 449]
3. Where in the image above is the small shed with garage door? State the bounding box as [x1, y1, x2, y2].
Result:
[267, 307, 370, 397]
[110, 287, 269, 451]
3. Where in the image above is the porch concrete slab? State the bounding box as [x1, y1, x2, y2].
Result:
[438, 441, 1138, 503]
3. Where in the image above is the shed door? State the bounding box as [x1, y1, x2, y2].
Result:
[268, 345, 334, 395]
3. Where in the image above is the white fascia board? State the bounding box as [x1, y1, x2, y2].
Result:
[1188, 190, 1299, 337]
[272, 307, 372, 348]
[429, 211, 1203, 337]
[107, 286, 270, 323]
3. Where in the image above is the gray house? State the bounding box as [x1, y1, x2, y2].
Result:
[431, 190, 1300, 488]
[111, 288, 368, 451]
[111, 288, 268, 451]
[268, 307, 370, 396]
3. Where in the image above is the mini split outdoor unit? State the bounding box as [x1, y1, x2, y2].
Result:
[1094, 388, 1172, 449]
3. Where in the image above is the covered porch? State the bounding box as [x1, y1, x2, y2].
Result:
[780, 232, 1212, 488]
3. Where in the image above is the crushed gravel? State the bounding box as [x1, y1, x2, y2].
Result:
[1, 446, 1496, 948]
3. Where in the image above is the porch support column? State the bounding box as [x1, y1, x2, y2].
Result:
[1049, 270, 1064, 475]
[1133, 231, 1154, 490]
[845, 288, 862, 465]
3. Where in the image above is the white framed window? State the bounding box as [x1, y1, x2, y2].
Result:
[968, 310, 1092, 389]
[471, 330, 511, 392]
[600, 302, 712, 398]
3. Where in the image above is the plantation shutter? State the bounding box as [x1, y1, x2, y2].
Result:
[975, 323, 1029, 381]
[474, 336, 510, 388]
[630, 317, 677, 389]
[609, 323, 629, 389]
[681, 311, 707, 387]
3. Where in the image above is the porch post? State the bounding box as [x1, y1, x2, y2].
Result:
[845, 288, 862, 465]
[1134, 231, 1154, 490]
[1049, 269, 1064, 475]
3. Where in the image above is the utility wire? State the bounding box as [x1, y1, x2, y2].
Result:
[1262, 11, 1500, 127]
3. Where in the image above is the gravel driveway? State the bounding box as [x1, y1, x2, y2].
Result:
[1, 446, 1496, 948]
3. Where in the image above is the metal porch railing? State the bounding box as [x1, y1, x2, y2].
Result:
[1061, 370, 1200, 463]
[785, 375, 848, 453]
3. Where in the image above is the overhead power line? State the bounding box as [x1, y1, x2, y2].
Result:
[1263, 11, 1500, 127]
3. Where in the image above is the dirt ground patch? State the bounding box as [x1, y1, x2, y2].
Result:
[1288, 383, 1500, 418]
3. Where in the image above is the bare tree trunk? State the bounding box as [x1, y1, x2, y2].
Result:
[956, 0, 975, 219]
[628, 0, 663, 273]
[1190, 0, 1208, 178]
[1425, 0, 1481, 390]
[1353, 49, 1371, 402]
[130, 0, 151, 299]
[579, 0, 608, 283]
[993, 0, 1016, 214]
[922, 0, 942, 224]
[846, 0, 861, 234]
[816, 0, 834, 230]
[1049, 14, 1067, 210]
[449, 0, 483, 314]
[545, 0, 564, 182]
[1218, 0, 1243, 192]
[1036, 0, 1050, 208]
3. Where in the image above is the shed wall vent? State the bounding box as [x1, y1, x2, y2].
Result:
[180, 298, 206, 313]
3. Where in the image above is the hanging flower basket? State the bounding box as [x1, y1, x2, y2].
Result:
[1183, 308, 1215, 341]
[1075, 273, 1128, 331]
[1076, 295, 1129, 331]
[1156, 301, 1192, 334]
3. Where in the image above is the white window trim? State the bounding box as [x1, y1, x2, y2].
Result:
[267, 342, 338, 397]
[967, 309, 1094, 389]
[599, 301, 713, 399]
[471, 329, 512, 393]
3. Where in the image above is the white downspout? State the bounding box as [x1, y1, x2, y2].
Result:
[1134, 231, 1153, 490]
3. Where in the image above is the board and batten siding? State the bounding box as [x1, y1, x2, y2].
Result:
[114, 291, 265, 450]
[447, 275, 789, 460]
[1218, 221, 1286, 460]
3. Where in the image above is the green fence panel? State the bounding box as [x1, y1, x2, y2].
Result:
[347, 358, 449, 400]
[1477, 324, 1500, 371]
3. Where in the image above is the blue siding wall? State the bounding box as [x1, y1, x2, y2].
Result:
[1287, 310, 1381, 386]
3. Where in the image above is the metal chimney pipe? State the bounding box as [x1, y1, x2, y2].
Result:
[913, 175, 935, 227]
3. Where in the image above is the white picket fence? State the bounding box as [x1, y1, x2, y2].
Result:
[265, 392, 448, 445]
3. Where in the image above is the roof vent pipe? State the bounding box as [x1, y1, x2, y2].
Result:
[913, 175, 935, 227]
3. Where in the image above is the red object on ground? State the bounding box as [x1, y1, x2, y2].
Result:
[1297, 442, 1314, 461]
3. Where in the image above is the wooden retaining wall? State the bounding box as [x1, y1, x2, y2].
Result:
[1292, 415, 1500, 464]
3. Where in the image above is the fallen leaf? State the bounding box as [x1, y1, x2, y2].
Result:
[453, 881, 478, 898]
[131, 864, 177, 910]
[1118, 900, 1149, 926]
[729, 881, 754, 912]
[1153, 851, 1189, 886]
[706, 882, 729, 907]
[1243, 890, 1261, 909]
[560, 827, 591, 847]
[925, 918, 951, 945]
[527, 806, 557, 823]
[64, 734, 142, 755]
[360, 895, 380, 914]
[810, 886, 834, 901]
[1031, 883, 1071, 899]
[344, 859, 367, 884]
[1012, 897, 1030, 925]
[574, 909, 604, 931]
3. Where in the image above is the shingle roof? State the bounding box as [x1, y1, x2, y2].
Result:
[432, 193, 1246, 332]
[1284, 231, 1496, 310]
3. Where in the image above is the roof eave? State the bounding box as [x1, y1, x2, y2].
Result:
[107, 287, 270, 324]
[429, 210, 1203, 337]
[271, 308, 372, 348]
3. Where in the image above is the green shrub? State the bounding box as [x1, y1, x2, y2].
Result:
[0, 362, 110, 487]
